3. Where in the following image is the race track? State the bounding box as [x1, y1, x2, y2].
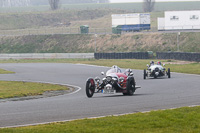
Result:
[0, 63, 200, 128]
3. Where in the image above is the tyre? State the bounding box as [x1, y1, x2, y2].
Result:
[126, 77, 136, 96]
[168, 68, 171, 78]
[86, 78, 95, 98]
[144, 69, 146, 79]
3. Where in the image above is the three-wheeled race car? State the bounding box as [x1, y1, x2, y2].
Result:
[86, 65, 139, 98]
[144, 61, 171, 79]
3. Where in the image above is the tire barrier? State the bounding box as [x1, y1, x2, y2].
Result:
[95, 52, 149, 59]
[156, 52, 200, 62]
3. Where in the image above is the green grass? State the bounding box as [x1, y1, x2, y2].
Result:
[0, 68, 14, 74]
[1, 33, 200, 53]
[1, 106, 200, 132]
[0, 81, 69, 99]
[0, 59, 199, 75]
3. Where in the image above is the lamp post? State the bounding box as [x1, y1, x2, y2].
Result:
[177, 32, 180, 52]
[94, 34, 97, 53]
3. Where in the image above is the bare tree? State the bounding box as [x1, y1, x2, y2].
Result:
[49, 0, 60, 10]
[143, 0, 155, 12]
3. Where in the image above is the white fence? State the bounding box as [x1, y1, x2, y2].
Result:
[0, 53, 94, 59]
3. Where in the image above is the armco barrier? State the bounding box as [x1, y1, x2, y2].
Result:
[156, 52, 200, 62]
[95, 52, 149, 59]
[0, 53, 94, 59]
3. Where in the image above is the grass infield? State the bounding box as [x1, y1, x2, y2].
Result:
[0, 81, 69, 99]
[0, 68, 14, 74]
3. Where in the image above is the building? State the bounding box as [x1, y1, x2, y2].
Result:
[112, 13, 151, 32]
[158, 10, 200, 30]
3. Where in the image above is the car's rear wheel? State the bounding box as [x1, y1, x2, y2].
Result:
[168, 68, 171, 78]
[126, 77, 135, 96]
[144, 69, 146, 79]
[86, 78, 95, 98]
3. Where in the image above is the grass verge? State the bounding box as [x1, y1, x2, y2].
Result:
[0, 68, 15, 74]
[0, 81, 69, 99]
[0, 58, 199, 75]
[0, 106, 200, 132]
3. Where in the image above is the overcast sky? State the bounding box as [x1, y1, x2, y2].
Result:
[110, 0, 200, 3]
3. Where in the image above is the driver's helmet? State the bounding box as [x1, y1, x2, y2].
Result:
[111, 65, 121, 73]
[157, 61, 161, 65]
[150, 61, 154, 65]
[125, 69, 132, 75]
[112, 65, 117, 69]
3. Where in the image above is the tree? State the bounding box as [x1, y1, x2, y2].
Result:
[143, 0, 155, 12]
[49, 0, 60, 10]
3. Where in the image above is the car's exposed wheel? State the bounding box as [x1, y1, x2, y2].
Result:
[144, 69, 146, 79]
[126, 77, 135, 96]
[168, 68, 171, 78]
[86, 78, 95, 98]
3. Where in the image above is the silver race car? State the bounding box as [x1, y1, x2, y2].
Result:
[144, 61, 171, 79]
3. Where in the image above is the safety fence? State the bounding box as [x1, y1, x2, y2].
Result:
[95, 52, 149, 59]
[0, 27, 186, 36]
[156, 52, 200, 62]
[0, 28, 113, 36]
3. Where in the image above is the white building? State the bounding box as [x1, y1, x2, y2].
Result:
[158, 10, 200, 30]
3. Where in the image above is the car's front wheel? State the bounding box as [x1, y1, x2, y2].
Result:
[144, 69, 146, 79]
[86, 78, 95, 98]
[126, 77, 136, 96]
[168, 68, 171, 78]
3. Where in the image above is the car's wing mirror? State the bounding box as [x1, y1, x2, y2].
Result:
[101, 72, 105, 75]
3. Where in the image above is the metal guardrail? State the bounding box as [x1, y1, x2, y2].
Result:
[0, 53, 94, 59]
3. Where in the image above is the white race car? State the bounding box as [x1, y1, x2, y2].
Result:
[144, 61, 171, 79]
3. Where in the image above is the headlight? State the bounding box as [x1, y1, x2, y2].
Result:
[102, 78, 106, 83]
[95, 77, 100, 83]
[155, 67, 159, 72]
[119, 77, 124, 83]
[112, 77, 118, 82]
[106, 76, 112, 82]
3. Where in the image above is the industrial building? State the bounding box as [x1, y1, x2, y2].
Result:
[158, 10, 200, 30]
[112, 13, 151, 33]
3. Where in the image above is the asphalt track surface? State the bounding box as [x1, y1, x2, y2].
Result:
[0, 63, 200, 128]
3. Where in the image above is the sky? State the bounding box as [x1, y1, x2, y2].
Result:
[110, 0, 200, 3]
